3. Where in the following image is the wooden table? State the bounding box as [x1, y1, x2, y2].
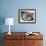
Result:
[4, 32, 43, 46]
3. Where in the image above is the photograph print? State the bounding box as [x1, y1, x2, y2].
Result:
[18, 9, 36, 23]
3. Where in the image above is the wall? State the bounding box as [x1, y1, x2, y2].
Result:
[0, 0, 46, 32]
[0, 0, 46, 46]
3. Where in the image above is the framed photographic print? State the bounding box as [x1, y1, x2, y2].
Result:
[18, 9, 36, 23]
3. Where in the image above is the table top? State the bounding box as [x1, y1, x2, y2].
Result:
[4, 32, 43, 40]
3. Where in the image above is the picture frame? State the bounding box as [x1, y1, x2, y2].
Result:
[18, 9, 36, 23]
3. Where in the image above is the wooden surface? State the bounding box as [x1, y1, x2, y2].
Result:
[4, 32, 43, 46]
[24, 40, 43, 46]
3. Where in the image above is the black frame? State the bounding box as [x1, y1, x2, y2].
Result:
[18, 9, 36, 24]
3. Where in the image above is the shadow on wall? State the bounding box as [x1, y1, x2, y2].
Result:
[0, 16, 5, 46]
